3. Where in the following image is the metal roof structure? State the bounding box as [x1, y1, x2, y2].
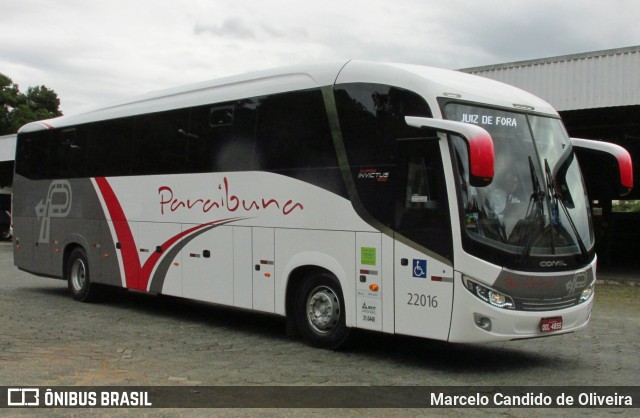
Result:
[460, 45, 640, 112]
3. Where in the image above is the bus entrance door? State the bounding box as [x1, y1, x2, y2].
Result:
[393, 140, 454, 340]
[393, 241, 453, 340]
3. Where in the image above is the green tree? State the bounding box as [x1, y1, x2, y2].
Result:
[0, 73, 62, 135]
[0, 73, 20, 135]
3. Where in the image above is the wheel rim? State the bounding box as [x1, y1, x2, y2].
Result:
[70, 258, 86, 291]
[306, 285, 341, 334]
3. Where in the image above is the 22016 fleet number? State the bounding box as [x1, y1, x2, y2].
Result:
[407, 293, 438, 308]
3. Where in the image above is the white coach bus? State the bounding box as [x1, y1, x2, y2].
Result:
[12, 61, 633, 348]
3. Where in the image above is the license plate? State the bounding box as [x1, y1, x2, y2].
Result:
[540, 317, 563, 333]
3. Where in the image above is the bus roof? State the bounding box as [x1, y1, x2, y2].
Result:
[19, 60, 558, 133]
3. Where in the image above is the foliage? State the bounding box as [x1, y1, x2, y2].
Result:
[1, 73, 62, 135]
[612, 200, 640, 213]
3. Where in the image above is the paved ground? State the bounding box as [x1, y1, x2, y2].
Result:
[0, 241, 638, 416]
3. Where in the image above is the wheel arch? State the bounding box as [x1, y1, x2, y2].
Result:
[62, 241, 86, 280]
[282, 251, 353, 329]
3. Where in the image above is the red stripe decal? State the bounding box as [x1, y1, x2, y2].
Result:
[95, 177, 240, 291]
[137, 219, 237, 290]
[95, 177, 141, 289]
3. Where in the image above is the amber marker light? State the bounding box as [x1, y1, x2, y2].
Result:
[369, 284, 379, 292]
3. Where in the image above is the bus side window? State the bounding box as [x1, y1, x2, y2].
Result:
[188, 99, 258, 173]
[253, 89, 345, 196]
[334, 83, 435, 227]
[133, 108, 191, 176]
[405, 155, 437, 209]
[51, 128, 86, 178]
[86, 118, 134, 177]
[395, 141, 452, 260]
[255, 89, 336, 171]
[15, 130, 51, 180]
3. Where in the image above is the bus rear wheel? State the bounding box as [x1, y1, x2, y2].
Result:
[295, 272, 350, 349]
[66, 248, 99, 302]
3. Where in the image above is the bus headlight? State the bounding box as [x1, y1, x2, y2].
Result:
[463, 276, 515, 309]
[579, 283, 594, 303]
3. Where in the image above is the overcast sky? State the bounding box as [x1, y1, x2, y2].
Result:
[2, 0, 640, 115]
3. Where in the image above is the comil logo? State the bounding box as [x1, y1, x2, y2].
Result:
[539, 260, 567, 268]
[7, 388, 39, 406]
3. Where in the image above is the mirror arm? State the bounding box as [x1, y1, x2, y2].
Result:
[571, 137, 633, 196]
[405, 116, 495, 186]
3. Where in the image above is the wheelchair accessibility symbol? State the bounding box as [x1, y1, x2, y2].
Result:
[413, 259, 427, 279]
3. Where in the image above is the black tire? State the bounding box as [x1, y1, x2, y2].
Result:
[295, 271, 350, 349]
[66, 248, 99, 302]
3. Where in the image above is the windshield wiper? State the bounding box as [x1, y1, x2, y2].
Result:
[520, 156, 546, 265]
[544, 159, 589, 261]
[528, 156, 545, 217]
[543, 159, 558, 254]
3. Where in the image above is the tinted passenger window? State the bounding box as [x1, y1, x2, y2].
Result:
[51, 128, 87, 178]
[335, 84, 433, 167]
[334, 83, 434, 227]
[189, 99, 258, 172]
[255, 90, 338, 170]
[132, 108, 191, 175]
[15, 130, 51, 179]
[253, 89, 345, 195]
[86, 118, 134, 177]
[395, 140, 452, 260]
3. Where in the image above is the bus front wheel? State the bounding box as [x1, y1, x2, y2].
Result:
[66, 248, 99, 302]
[295, 272, 350, 349]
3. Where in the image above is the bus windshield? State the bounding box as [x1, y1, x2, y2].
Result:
[445, 103, 594, 268]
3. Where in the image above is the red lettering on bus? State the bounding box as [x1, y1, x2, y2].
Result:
[158, 177, 304, 216]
